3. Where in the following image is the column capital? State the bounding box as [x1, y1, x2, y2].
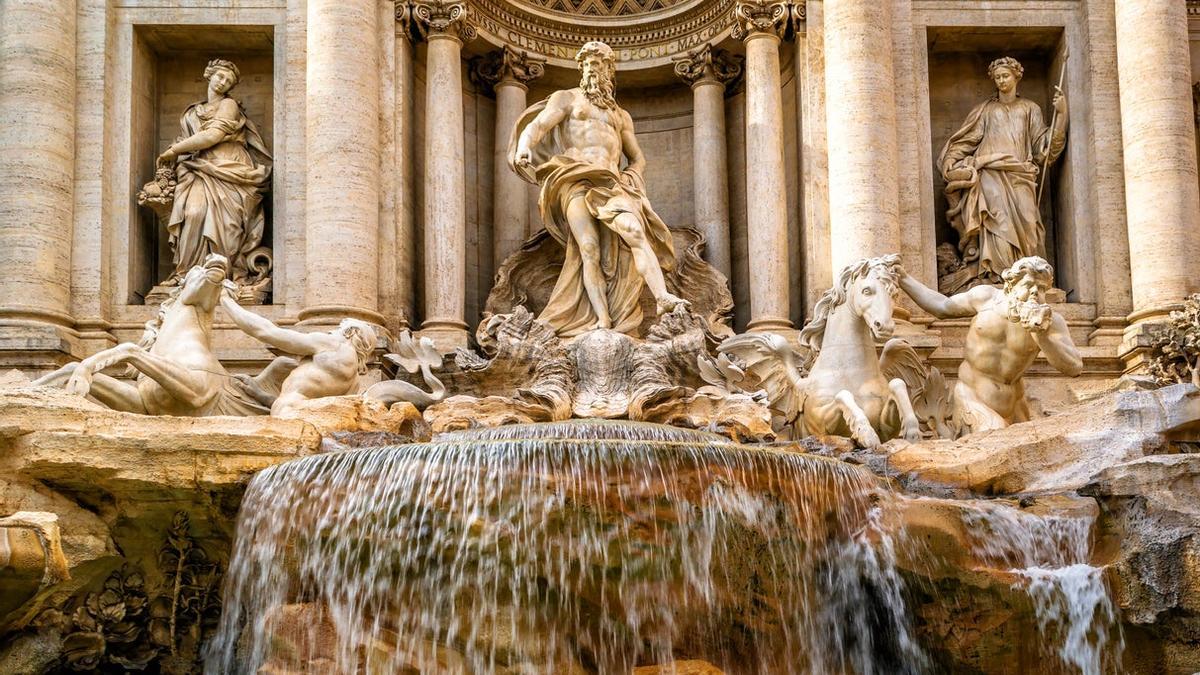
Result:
[470, 46, 546, 93]
[673, 45, 743, 89]
[409, 0, 476, 42]
[731, 0, 791, 42]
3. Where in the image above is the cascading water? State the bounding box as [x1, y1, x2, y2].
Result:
[955, 501, 1124, 675]
[207, 421, 929, 674]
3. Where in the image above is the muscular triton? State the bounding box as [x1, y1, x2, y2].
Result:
[220, 293, 377, 417]
[510, 41, 687, 337]
[898, 256, 1082, 434]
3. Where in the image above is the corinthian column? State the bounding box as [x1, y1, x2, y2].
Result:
[823, 0, 900, 274]
[414, 1, 474, 350]
[1115, 0, 1200, 322]
[674, 45, 742, 280]
[0, 0, 77, 334]
[472, 47, 545, 270]
[734, 1, 793, 332]
[302, 0, 383, 326]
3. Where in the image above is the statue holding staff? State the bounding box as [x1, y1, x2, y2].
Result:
[938, 57, 1067, 294]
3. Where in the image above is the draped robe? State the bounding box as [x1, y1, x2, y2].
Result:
[507, 96, 676, 338]
[938, 95, 1065, 291]
[167, 98, 272, 283]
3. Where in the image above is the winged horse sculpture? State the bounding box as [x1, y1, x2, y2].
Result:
[712, 255, 942, 448]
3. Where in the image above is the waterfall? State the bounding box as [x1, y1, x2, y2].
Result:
[207, 421, 927, 674]
[956, 500, 1124, 674]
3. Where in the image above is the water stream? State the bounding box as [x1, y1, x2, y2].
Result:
[208, 422, 928, 674]
[207, 421, 1122, 674]
[956, 501, 1123, 675]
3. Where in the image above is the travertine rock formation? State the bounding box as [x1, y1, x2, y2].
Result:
[875, 382, 1199, 495]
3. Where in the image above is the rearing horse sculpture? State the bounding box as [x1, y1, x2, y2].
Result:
[34, 254, 268, 416]
[714, 255, 924, 448]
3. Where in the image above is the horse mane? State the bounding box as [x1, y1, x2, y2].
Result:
[798, 254, 901, 353]
[136, 285, 186, 352]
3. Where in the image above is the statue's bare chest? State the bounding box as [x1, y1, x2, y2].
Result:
[972, 308, 1037, 354]
[568, 99, 617, 130]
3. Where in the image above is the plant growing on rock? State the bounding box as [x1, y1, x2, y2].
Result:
[1145, 294, 1200, 386]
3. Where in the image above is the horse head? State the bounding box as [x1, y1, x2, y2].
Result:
[178, 254, 231, 312]
[846, 254, 900, 341]
[800, 254, 901, 351]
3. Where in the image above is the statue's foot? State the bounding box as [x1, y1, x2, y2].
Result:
[655, 293, 691, 316]
[901, 416, 922, 443]
[595, 315, 612, 330]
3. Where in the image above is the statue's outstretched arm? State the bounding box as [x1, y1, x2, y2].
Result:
[899, 270, 985, 319]
[220, 295, 321, 356]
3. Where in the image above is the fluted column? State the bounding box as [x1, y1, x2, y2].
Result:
[472, 47, 545, 270]
[674, 45, 742, 280]
[302, 0, 383, 326]
[734, 1, 792, 332]
[1115, 0, 1200, 323]
[395, 4, 418, 328]
[0, 0, 77, 331]
[823, 0, 900, 274]
[415, 1, 474, 350]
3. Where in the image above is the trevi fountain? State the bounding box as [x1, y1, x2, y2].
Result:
[0, 1, 1199, 673]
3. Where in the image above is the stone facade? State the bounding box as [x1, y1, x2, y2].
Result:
[2, 0, 1200, 403]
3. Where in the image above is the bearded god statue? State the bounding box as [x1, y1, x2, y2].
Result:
[938, 57, 1067, 294]
[899, 256, 1082, 434]
[509, 41, 689, 338]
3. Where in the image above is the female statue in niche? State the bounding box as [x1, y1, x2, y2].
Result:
[938, 56, 1067, 294]
[146, 58, 272, 300]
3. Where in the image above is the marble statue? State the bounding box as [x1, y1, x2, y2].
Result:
[32, 255, 267, 416]
[363, 332, 446, 410]
[716, 255, 923, 448]
[218, 294, 378, 417]
[938, 57, 1067, 294]
[142, 58, 273, 301]
[509, 41, 689, 338]
[899, 256, 1082, 434]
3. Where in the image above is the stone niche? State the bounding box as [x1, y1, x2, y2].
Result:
[925, 26, 1076, 297]
[129, 25, 276, 304]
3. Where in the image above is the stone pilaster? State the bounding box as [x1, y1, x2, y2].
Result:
[472, 46, 545, 271]
[1115, 0, 1200, 328]
[733, 1, 793, 332]
[302, 0, 384, 326]
[394, 2, 418, 329]
[823, 0, 900, 275]
[414, 0, 475, 350]
[0, 0, 81, 363]
[674, 45, 742, 280]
